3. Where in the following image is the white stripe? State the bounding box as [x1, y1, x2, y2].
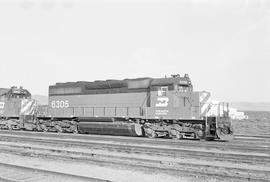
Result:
[20, 99, 37, 115]
[200, 91, 211, 116]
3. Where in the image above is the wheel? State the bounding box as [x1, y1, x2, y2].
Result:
[148, 131, 157, 138]
[176, 133, 183, 140]
[145, 128, 157, 138]
[7, 125, 12, 131]
[72, 129, 78, 134]
[55, 125, 63, 133]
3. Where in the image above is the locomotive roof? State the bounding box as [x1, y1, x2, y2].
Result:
[0, 87, 31, 97]
[0, 88, 9, 96]
[51, 75, 192, 90]
[151, 77, 191, 86]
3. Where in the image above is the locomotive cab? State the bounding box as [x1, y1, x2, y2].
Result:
[147, 74, 199, 120]
[146, 74, 233, 140]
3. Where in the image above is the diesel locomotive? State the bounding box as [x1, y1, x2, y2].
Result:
[0, 74, 233, 140]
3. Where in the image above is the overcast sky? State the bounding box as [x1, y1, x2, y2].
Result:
[0, 0, 269, 102]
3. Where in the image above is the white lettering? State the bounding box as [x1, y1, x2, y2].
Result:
[155, 110, 169, 115]
[156, 97, 169, 107]
[51, 100, 69, 108]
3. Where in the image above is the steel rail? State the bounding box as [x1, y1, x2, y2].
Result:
[234, 134, 270, 140]
[0, 130, 269, 153]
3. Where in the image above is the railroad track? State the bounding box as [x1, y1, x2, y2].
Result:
[0, 162, 111, 182]
[234, 134, 270, 141]
[0, 130, 269, 154]
[3, 129, 270, 143]
[0, 134, 269, 164]
[1, 129, 270, 146]
[235, 134, 270, 138]
[0, 130, 269, 182]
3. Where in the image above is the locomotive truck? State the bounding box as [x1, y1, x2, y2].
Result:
[0, 74, 233, 140]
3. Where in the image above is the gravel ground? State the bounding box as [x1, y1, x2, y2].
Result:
[0, 153, 208, 182]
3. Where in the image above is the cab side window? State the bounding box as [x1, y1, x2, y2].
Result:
[158, 86, 168, 96]
[178, 85, 189, 92]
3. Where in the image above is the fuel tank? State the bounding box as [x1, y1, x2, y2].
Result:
[78, 122, 143, 137]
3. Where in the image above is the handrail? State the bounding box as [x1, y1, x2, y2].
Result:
[50, 106, 142, 118]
